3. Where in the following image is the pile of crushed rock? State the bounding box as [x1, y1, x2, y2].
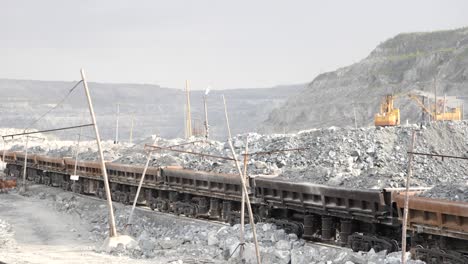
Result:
[418, 182, 467, 202]
[0, 219, 16, 250]
[7, 121, 468, 191]
[28, 185, 424, 264]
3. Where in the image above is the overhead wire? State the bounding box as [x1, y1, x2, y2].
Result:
[23, 80, 83, 132]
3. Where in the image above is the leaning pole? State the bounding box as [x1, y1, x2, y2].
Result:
[80, 68, 118, 237]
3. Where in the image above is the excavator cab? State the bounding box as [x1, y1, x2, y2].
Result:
[374, 95, 400, 126]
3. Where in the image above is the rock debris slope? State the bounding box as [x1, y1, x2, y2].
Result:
[262, 27, 468, 133]
[7, 121, 468, 194]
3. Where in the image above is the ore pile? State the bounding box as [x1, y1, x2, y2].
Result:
[418, 182, 468, 202]
[10, 121, 468, 190]
[114, 121, 468, 189]
[213, 223, 424, 264]
[0, 219, 16, 250]
[8, 139, 131, 161]
[267, 121, 468, 189]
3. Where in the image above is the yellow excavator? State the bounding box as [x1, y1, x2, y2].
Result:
[375, 95, 400, 126]
[374, 92, 462, 126]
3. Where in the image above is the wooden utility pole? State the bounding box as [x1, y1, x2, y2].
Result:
[422, 97, 426, 122]
[434, 78, 437, 120]
[185, 80, 192, 138]
[72, 127, 83, 179]
[353, 106, 358, 129]
[443, 94, 446, 121]
[20, 136, 30, 194]
[129, 113, 135, 144]
[2, 138, 7, 164]
[126, 136, 159, 230]
[240, 136, 249, 259]
[81, 68, 118, 237]
[203, 92, 210, 139]
[401, 130, 416, 264]
[223, 95, 261, 264]
[114, 103, 120, 144]
[223, 95, 232, 139]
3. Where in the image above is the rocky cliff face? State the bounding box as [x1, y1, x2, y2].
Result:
[262, 27, 468, 133]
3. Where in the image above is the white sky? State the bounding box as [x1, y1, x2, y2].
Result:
[1, 0, 467, 89]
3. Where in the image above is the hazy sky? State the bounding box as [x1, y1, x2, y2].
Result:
[1, 0, 468, 89]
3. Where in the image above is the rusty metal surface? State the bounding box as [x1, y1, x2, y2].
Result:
[0, 179, 17, 191]
[162, 168, 244, 200]
[63, 158, 101, 168]
[14, 152, 36, 163]
[13, 151, 37, 181]
[394, 193, 468, 217]
[106, 162, 160, 175]
[255, 178, 386, 204]
[394, 193, 468, 239]
[2, 151, 16, 162]
[162, 167, 242, 185]
[36, 155, 65, 165]
[13, 152, 28, 159]
[255, 178, 395, 224]
[63, 158, 102, 177]
[382, 187, 430, 205]
[35, 155, 66, 172]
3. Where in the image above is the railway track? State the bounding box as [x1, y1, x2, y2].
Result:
[40, 181, 229, 227]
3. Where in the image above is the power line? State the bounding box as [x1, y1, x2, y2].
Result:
[407, 151, 468, 161]
[24, 80, 83, 131]
[2, 124, 94, 139]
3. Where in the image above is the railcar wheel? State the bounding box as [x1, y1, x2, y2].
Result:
[184, 206, 196, 217]
[351, 241, 361, 252]
[120, 192, 130, 205]
[156, 199, 169, 212]
[373, 244, 383, 253]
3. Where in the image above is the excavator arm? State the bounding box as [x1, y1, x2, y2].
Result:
[407, 94, 435, 119]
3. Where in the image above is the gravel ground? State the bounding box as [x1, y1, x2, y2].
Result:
[1, 184, 426, 264]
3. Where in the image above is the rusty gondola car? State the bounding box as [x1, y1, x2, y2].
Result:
[394, 192, 468, 263]
[35, 155, 67, 187]
[3, 151, 19, 177]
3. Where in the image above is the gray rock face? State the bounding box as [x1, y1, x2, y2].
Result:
[261, 27, 468, 133]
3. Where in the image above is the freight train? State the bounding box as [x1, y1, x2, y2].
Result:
[2, 151, 467, 263]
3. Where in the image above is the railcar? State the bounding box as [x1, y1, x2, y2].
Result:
[3, 151, 20, 177]
[394, 192, 468, 263]
[35, 155, 66, 187]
